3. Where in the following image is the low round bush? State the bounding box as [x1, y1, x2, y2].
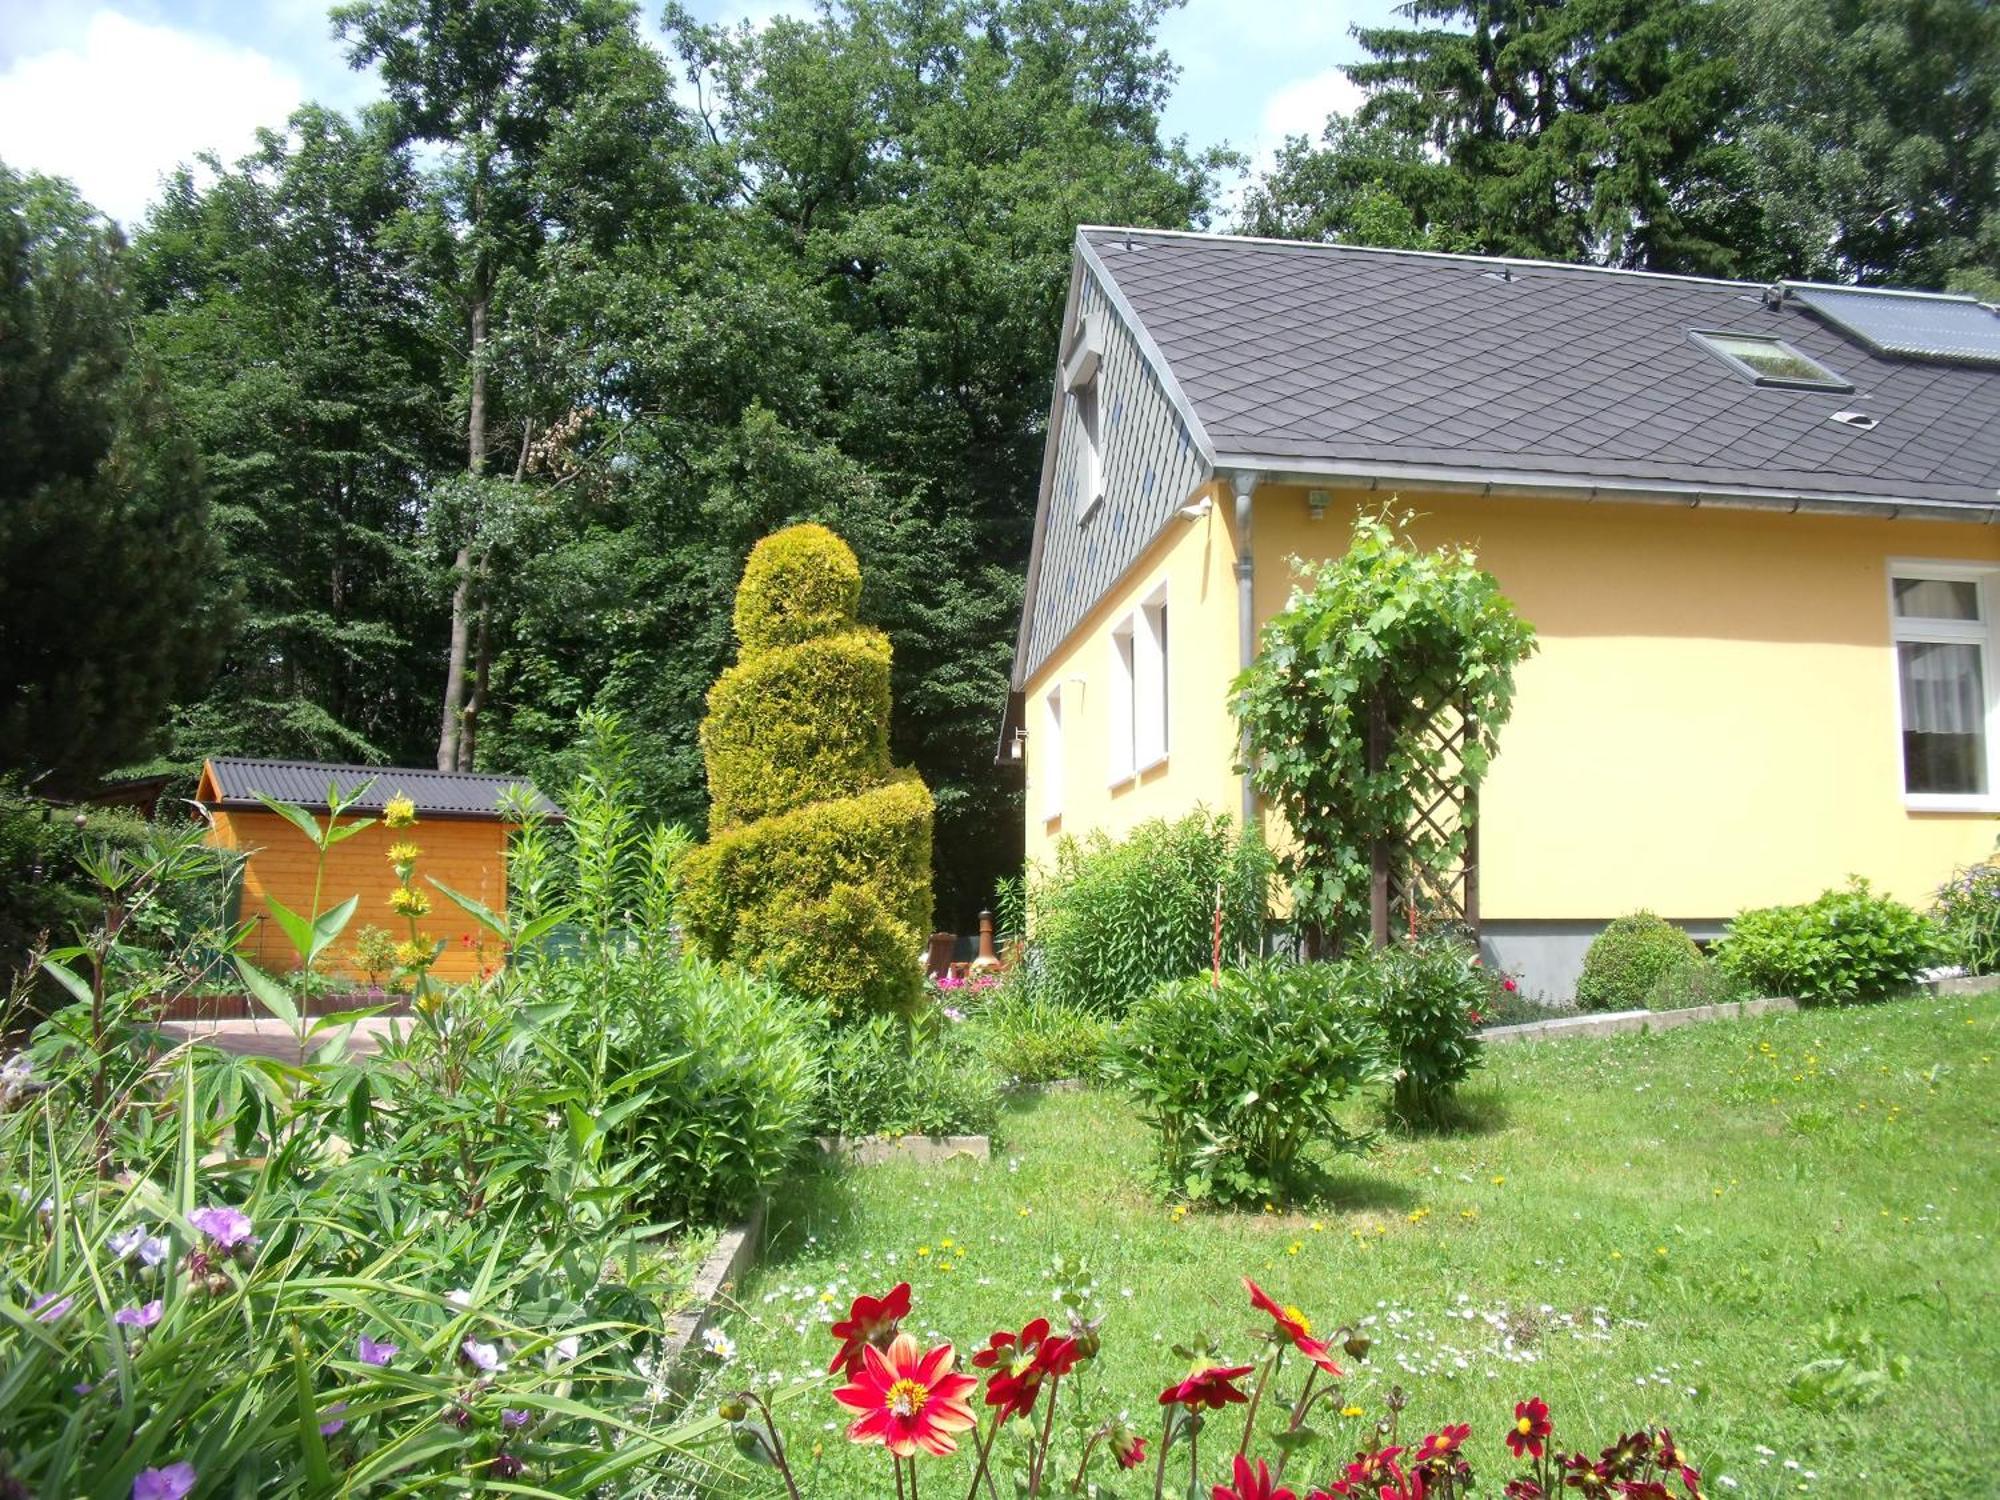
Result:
[1107, 961, 1384, 1204]
[1573, 912, 1701, 1012]
[1712, 877, 1938, 1005]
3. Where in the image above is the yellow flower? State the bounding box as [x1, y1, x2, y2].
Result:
[1169, 1204, 1189, 1222]
[1309, 1220, 1324, 1233]
[1656, 1246, 1668, 1256]
[389, 886, 431, 917]
[393, 939, 434, 969]
[917, 1246, 930, 1257]
[1286, 1241, 1302, 1256]
[1610, 1250, 1623, 1260]
[383, 794, 418, 828]
[387, 841, 422, 865]
[1341, 1406, 1364, 1419]
[1490, 1175, 1506, 1186]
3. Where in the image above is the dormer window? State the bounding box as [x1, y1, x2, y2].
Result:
[1064, 314, 1107, 518]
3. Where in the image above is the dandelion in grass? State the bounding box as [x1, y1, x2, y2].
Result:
[133, 1463, 196, 1500]
[833, 1332, 978, 1457]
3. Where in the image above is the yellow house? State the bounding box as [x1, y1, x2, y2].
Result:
[1000, 227, 2000, 999]
[198, 757, 556, 986]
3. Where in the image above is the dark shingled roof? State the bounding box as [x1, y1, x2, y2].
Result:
[203, 757, 558, 819]
[1082, 227, 2000, 511]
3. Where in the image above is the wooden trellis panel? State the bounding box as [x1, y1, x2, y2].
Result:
[1369, 697, 1481, 947]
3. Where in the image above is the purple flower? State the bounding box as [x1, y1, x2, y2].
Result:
[31, 1291, 72, 1323]
[188, 1205, 255, 1249]
[74, 1380, 94, 1397]
[356, 1334, 398, 1366]
[490, 1453, 525, 1480]
[114, 1300, 163, 1329]
[110, 1224, 171, 1269]
[502, 1408, 531, 1429]
[133, 1462, 196, 1500]
[318, 1401, 348, 1437]
[943, 1006, 967, 1023]
[460, 1337, 504, 1374]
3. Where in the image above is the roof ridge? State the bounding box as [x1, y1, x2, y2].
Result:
[209, 754, 528, 781]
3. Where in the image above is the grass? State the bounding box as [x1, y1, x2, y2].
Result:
[695, 991, 2000, 1498]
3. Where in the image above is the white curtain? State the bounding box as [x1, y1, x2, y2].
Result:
[1900, 641, 1984, 735]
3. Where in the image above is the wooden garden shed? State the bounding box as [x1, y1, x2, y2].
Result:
[196, 757, 557, 985]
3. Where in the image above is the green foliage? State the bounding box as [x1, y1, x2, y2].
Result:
[1574, 913, 1704, 1013]
[731, 522, 865, 654]
[1108, 962, 1385, 1205]
[1231, 512, 1536, 954]
[1784, 1317, 1910, 1413]
[1016, 810, 1272, 1018]
[1642, 956, 1750, 1012]
[1930, 856, 2000, 976]
[682, 525, 932, 1019]
[1732, 0, 1998, 287]
[812, 1013, 1003, 1138]
[1339, 937, 1488, 1126]
[1713, 878, 1938, 1005]
[0, 167, 224, 790]
[966, 985, 1110, 1085]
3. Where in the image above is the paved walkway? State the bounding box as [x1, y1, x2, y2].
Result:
[157, 1016, 397, 1063]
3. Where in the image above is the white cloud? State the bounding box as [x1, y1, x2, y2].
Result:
[1253, 66, 1365, 164]
[0, 11, 305, 226]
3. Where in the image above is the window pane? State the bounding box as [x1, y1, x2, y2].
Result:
[1697, 332, 1846, 387]
[1893, 576, 1981, 622]
[1899, 640, 1987, 794]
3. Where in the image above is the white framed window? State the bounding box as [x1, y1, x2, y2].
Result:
[1108, 585, 1168, 786]
[1888, 561, 1999, 810]
[1041, 686, 1064, 821]
[1063, 316, 1106, 519]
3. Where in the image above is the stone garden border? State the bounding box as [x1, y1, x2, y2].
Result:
[656, 1200, 766, 1406]
[816, 1133, 990, 1166]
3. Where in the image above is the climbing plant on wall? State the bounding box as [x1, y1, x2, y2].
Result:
[678, 524, 934, 1017]
[1230, 510, 1537, 955]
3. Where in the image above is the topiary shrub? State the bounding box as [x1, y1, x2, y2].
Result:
[1712, 877, 1938, 1005]
[1573, 912, 1702, 1012]
[679, 525, 932, 1018]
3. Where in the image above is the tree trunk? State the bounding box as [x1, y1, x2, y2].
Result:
[436, 165, 489, 772]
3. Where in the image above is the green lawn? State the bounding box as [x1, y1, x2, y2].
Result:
[696, 992, 2000, 1498]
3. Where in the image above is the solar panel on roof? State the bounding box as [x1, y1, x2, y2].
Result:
[1788, 283, 2000, 368]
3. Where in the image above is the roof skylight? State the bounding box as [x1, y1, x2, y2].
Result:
[1691, 330, 1853, 392]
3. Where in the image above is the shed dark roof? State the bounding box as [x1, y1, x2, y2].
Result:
[202, 757, 557, 819]
[1082, 227, 2000, 511]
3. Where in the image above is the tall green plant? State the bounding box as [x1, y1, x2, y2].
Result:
[1231, 511, 1536, 955]
[1020, 811, 1271, 1017]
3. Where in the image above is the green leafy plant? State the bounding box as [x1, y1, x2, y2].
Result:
[1015, 810, 1272, 1017]
[1574, 912, 1703, 1012]
[813, 1011, 1003, 1138]
[1108, 961, 1385, 1204]
[1231, 510, 1536, 953]
[1713, 878, 1938, 1005]
[1642, 955, 1749, 1011]
[1338, 936, 1488, 1126]
[1931, 854, 2000, 975]
[968, 985, 1110, 1085]
[1785, 1317, 1910, 1411]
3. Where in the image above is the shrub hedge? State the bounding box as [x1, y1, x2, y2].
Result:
[1712, 877, 1937, 1005]
[1574, 912, 1702, 1012]
[680, 524, 931, 1018]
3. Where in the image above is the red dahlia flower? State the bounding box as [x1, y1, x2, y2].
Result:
[1108, 1421, 1148, 1470]
[826, 1282, 911, 1377]
[1504, 1483, 1545, 1500]
[1213, 1452, 1296, 1500]
[1159, 1362, 1256, 1410]
[1415, 1424, 1472, 1463]
[971, 1317, 1080, 1422]
[1506, 1397, 1553, 1459]
[833, 1332, 978, 1458]
[1244, 1278, 1345, 1376]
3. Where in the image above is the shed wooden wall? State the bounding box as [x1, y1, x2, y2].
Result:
[210, 810, 508, 984]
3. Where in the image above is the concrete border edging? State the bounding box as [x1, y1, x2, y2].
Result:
[657, 1200, 765, 1405]
[1482, 996, 1799, 1046]
[816, 1134, 991, 1166]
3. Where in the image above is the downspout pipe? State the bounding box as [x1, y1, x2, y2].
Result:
[1230, 469, 1261, 830]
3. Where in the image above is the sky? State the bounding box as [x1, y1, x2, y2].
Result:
[0, 0, 1400, 229]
